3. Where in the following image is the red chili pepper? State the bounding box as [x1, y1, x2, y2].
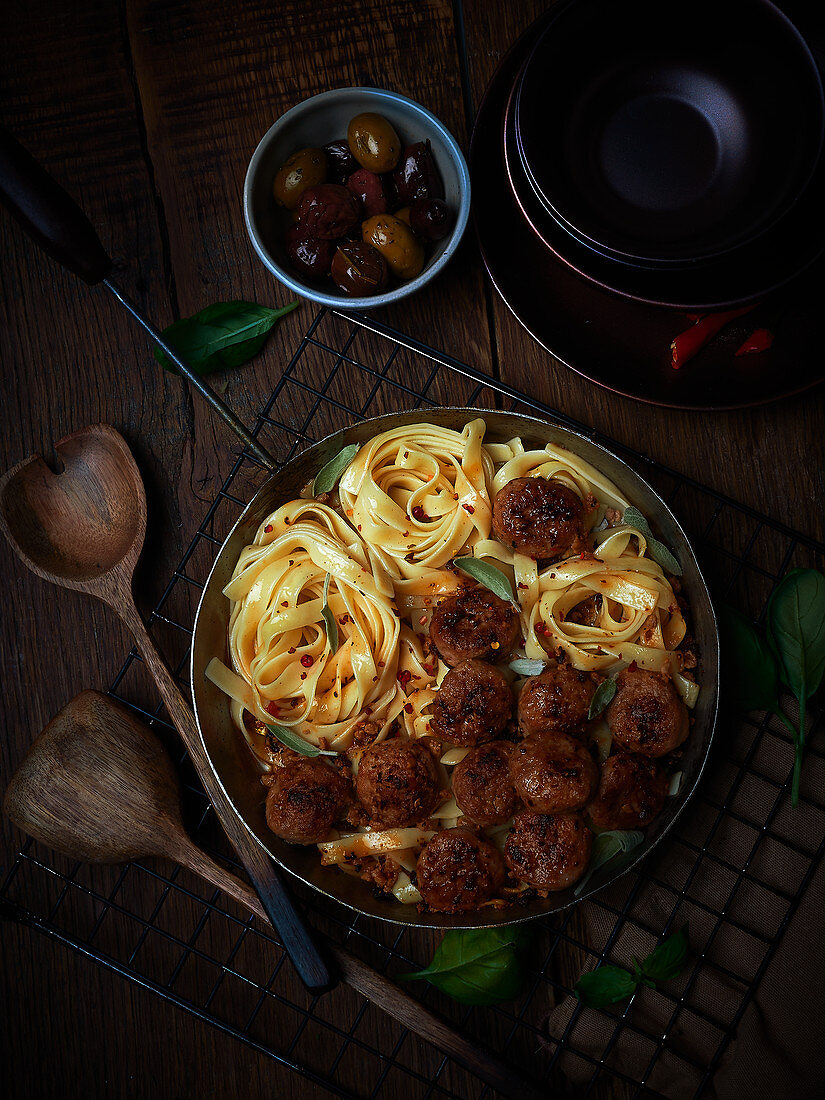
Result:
[670, 305, 756, 369]
[300, 654, 314, 668]
[735, 327, 774, 357]
[264, 700, 281, 716]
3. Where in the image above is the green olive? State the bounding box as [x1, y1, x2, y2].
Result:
[273, 148, 327, 209]
[362, 214, 425, 280]
[347, 113, 401, 173]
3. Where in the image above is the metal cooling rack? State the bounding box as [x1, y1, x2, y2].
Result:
[3, 307, 824, 1099]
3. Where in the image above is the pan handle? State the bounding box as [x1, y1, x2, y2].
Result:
[0, 126, 277, 473]
[0, 125, 112, 284]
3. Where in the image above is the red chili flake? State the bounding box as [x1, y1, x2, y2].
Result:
[264, 524, 273, 533]
[453, 494, 459, 501]
[628, 660, 638, 672]
[419, 614, 428, 625]
[462, 503, 475, 514]
[550, 573, 556, 579]
[735, 327, 774, 356]
[405, 552, 416, 563]
[404, 703, 414, 714]
[284, 518, 291, 525]
[281, 601, 289, 607]
[411, 505, 429, 521]
[535, 623, 547, 635]
[288, 560, 294, 566]
[300, 672, 307, 680]
[372, 675, 378, 682]
[404, 451, 409, 458]
[288, 647, 296, 655]
[300, 654, 314, 668]
[402, 531, 410, 537]
[378, 660, 385, 667]
[579, 552, 587, 559]
[364, 707, 373, 716]
[517, 582, 528, 590]
[398, 670, 412, 687]
[264, 700, 281, 716]
[423, 663, 435, 675]
[357, 524, 362, 531]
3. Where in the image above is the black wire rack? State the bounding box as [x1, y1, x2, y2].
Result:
[3, 307, 824, 1099]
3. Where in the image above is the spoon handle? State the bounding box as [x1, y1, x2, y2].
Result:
[116, 598, 334, 994]
[175, 845, 546, 1100]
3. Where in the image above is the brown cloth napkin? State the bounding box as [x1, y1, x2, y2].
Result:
[541, 705, 825, 1097]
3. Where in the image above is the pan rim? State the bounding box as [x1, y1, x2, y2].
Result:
[190, 407, 720, 929]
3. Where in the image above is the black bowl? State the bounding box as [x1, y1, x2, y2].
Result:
[514, 0, 824, 269]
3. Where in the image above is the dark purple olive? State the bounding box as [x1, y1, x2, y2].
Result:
[285, 224, 335, 280]
[323, 140, 359, 183]
[392, 140, 445, 204]
[296, 184, 360, 239]
[346, 168, 388, 218]
[408, 198, 452, 241]
[330, 241, 389, 296]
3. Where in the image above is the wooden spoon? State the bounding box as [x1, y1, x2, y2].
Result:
[0, 423, 331, 992]
[4, 690, 545, 1100]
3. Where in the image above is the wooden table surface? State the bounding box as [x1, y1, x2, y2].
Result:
[2, 2, 824, 1097]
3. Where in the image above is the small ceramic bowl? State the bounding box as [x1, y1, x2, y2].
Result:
[244, 88, 470, 309]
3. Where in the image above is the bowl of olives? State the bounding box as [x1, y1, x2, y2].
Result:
[244, 88, 470, 307]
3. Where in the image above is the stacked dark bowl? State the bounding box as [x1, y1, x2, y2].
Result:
[503, 0, 825, 310]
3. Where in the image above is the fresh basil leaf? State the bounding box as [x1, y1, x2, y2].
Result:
[400, 927, 533, 1006]
[588, 677, 617, 720]
[454, 556, 517, 607]
[640, 924, 690, 983]
[767, 569, 825, 703]
[574, 829, 644, 897]
[767, 569, 825, 807]
[622, 506, 682, 577]
[719, 605, 780, 713]
[509, 658, 547, 677]
[575, 965, 638, 1008]
[265, 723, 336, 757]
[322, 573, 338, 652]
[313, 443, 360, 495]
[153, 300, 298, 375]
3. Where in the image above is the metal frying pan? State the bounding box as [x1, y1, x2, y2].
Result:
[190, 407, 720, 929]
[0, 126, 719, 929]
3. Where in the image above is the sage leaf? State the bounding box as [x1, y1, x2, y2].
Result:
[313, 443, 360, 495]
[454, 556, 517, 606]
[265, 723, 336, 757]
[509, 658, 547, 677]
[640, 924, 690, 983]
[719, 605, 780, 713]
[574, 829, 644, 897]
[767, 568, 825, 805]
[622, 506, 682, 577]
[400, 927, 533, 1006]
[575, 965, 638, 1008]
[322, 573, 338, 652]
[153, 300, 298, 375]
[587, 677, 617, 720]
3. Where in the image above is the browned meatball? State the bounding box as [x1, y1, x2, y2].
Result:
[264, 757, 351, 844]
[429, 587, 519, 666]
[505, 811, 592, 891]
[417, 827, 507, 911]
[492, 476, 585, 559]
[605, 668, 689, 757]
[587, 752, 669, 832]
[356, 738, 440, 827]
[511, 732, 598, 813]
[518, 660, 599, 736]
[430, 660, 513, 747]
[452, 741, 517, 826]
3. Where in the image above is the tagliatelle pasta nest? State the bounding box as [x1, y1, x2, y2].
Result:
[206, 418, 700, 910]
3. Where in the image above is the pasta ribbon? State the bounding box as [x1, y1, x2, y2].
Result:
[338, 419, 494, 599]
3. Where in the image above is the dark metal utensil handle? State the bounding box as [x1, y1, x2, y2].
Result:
[0, 125, 276, 473]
